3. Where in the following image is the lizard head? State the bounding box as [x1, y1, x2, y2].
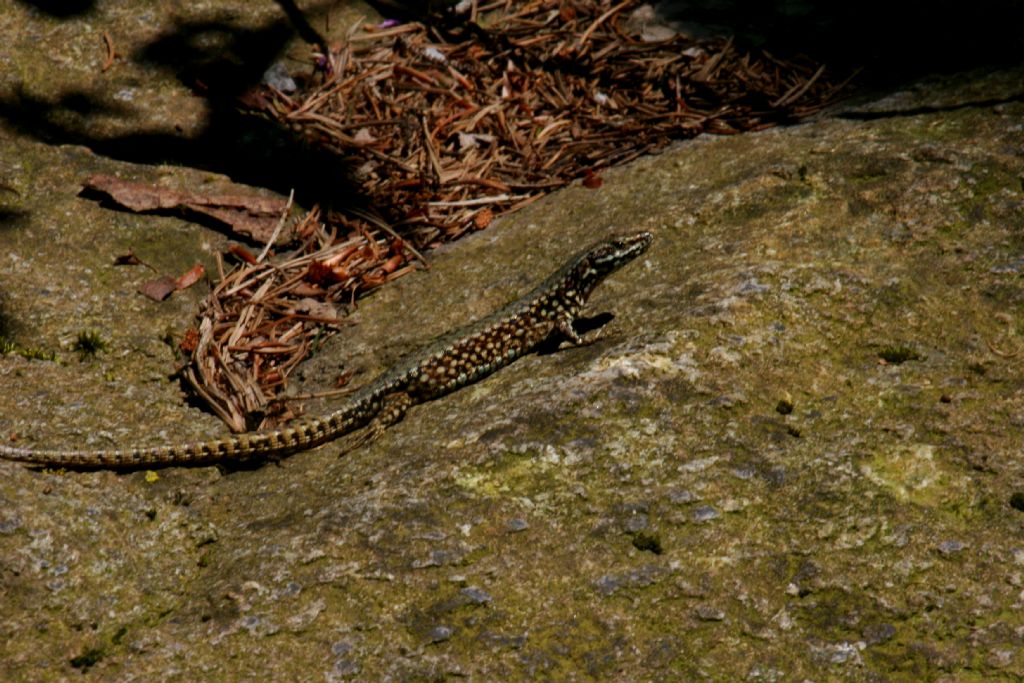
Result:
[574, 231, 653, 296]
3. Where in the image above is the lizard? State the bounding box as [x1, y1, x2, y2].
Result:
[0, 231, 653, 469]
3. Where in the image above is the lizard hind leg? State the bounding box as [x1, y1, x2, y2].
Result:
[338, 391, 413, 456]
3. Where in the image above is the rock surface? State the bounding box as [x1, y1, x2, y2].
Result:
[3, 2, 1024, 680]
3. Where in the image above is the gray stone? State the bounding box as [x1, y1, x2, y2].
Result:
[2, 2, 1024, 679]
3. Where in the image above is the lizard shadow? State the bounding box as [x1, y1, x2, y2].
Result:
[24, 452, 277, 474]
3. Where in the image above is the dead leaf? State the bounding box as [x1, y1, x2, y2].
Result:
[174, 263, 205, 290]
[379, 254, 404, 274]
[582, 169, 603, 188]
[138, 276, 177, 302]
[305, 261, 343, 287]
[228, 244, 259, 265]
[353, 128, 376, 144]
[292, 297, 341, 321]
[84, 174, 293, 244]
[473, 207, 493, 229]
[179, 327, 200, 353]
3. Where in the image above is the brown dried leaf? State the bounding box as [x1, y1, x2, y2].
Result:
[179, 327, 200, 354]
[379, 254, 404, 274]
[174, 263, 205, 290]
[473, 207, 494, 229]
[138, 276, 176, 302]
[291, 282, 325, 297]
[305, 260, 342, 287]
[292, 297, 341, 321]
[228, 243, 260, 265]
[83, 174, 292, 244]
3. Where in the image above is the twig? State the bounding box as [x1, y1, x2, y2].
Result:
[577, 0, 633, 49]
[101, 31, 116, 72]
[428, 193, 528, 207]
[771, 63, 826, 108]
[283, 386, 358, 401]
[346, 207, 429, 268]
[258, 188, 294, 262]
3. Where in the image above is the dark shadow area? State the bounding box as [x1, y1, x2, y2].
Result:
[0, 4, 367, 214]
[535, 312, 616, 356]
[654, 0, 1024, 92]
[0, 210, 29, 341]
[0, 86, 134, 141]
[0, 266, 30, 344]
[15, 0, 94, 18]
[365, 0, 453, 21]
[276, 0, 328, 46]
[0, 300, 11, 340]
[21, 454, 275, 473]
[1, 0, 1021, 219]
[0, 209, 32, 232]
[0, 82, 361, 210]
[837, 92, 1024, 119]
[127, 11, 365, 208]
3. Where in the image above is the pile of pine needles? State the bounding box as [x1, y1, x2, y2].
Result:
[188, 0, 847, 430]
